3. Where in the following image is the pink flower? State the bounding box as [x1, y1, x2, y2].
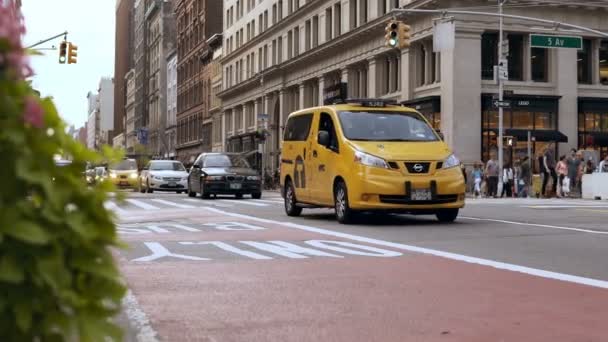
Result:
[23, 96, 44, 128]
[0, 0, 29, 79]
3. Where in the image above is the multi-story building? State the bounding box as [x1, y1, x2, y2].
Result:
[175, 0, 223, 164]
[208, 34, 224, 152]
[86, 91, 99, 150]
[133, 0, 149, 150]
[113, 0, 134, 144]
[146, 0, 177, 158]
[218, 0, 608, 171]
[166, 49, 178, 159]
[125, 69, 137, 152]
[98, 77, 115, 146]
[78, 124, 88, 147]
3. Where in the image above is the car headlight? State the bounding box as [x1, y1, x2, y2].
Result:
[153, 175, 163, 180]
[443, 154, 460, 169]
[86, 176, 92, 182]
[130, 172, 138, 179]
[354, 150, 389, 169]
[109, 173, 117, 179]
[181, 177, 187, 182]
[206, 175, 224, 181]
[247, 175, 260, 181]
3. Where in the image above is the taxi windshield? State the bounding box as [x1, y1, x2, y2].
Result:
[338, 110, 438, 142]
[110, 159, 138, 170]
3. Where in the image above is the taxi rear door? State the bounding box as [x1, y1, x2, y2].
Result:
[282, 113, 314, 202]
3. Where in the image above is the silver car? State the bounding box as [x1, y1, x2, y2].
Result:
[139, 160, 189, 193]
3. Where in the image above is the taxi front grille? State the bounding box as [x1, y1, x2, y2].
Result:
[379, 194, 459, 205]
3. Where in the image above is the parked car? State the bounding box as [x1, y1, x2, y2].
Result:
[187, 153, 262, 199]
[139, 160, 188, 193]
[108, 158, 139, 190]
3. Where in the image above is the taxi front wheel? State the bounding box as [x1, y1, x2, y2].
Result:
[334, 181, 356, 224]
[436, 209, 459, 223]
[284, 180, 302, 217]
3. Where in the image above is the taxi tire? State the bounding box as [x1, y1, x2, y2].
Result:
[146, 180, 153, 194]
[284, 180, 302, 217]
[139, 183, 145, 193]
[436, 209, 459, 223]
[334, 181, 356, 224]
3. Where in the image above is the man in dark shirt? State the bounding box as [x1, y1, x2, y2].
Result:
[541, 144, 558, 197]
[567, 148, 581, 196]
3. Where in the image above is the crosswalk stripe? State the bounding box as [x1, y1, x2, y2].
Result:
[219, 199, 269, 207]
[150, 198, 195, 209]
[125, 199, 161, 210]
[104, 201, 127, 215]
[253, 199, 284, 204]
[183, 198, 233, 207]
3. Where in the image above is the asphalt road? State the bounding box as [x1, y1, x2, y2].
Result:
[111, 191, 608, 341]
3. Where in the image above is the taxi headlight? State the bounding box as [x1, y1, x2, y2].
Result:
[130, 172, 138, 179]
[354, 150, 389, 169]
[109, 173, 117, 179]
[443, 154, 460, 169]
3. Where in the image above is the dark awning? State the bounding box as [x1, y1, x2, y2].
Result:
[488, 129, 568, 143]
[589, 132, 608, 146]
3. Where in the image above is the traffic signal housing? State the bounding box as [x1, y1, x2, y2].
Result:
[505, 136, 516, 147]
[67, 43, 78, 64]
[58, 41, 67, 64]
[385, 20, 398, 48]
[397, 22, 412, 49]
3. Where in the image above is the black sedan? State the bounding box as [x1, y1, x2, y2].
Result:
[187, 153, 262, 199]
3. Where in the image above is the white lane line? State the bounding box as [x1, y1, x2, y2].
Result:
[253, 199, 284, 204]
[125, 199, 160, 210]
[104, 201, 128, 215]
[202, 207, 608, 290]
[123, 290, 160, 342]
[524, 205, 608, 209]
[150, 198, 195, 209]
[183, 198, 233, 207]
[460, 216, 608, 235]
[219, 199, 268, 207]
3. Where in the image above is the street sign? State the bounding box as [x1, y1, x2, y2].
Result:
[493, 100, 511, 108]
[497, 58, 508, 81]
[530, 34, 582, 49]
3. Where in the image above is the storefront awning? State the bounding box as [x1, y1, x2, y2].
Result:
[589, 132, 608, 146]
[488, 129, 568, 143]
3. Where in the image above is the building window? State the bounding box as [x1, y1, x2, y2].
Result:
[305, 20, 311, 51]
[417, 44, 426, 86]
[360, 0, 368, 24]
[288, 30, 293, 59]
[264, 45, 268, 69]
[272, 39, 277, 65]
[349, 0, 357, 30]
[259, 14, 263, 33]
[272, 3, 277, 24]
[326, 7, 333, 41]
[578, 39, 593, 84]
[334, 3, 342, 36]
[507, 34, 524, 81]
[379, 0, 386, 15]
[531, 47, 548, 82]
[601, 40, 608, 85]
[294, 26, 300, 56]
[312, 15, 319, 48]
[278, 0, 283, 20]
[278, 36, 283, 63]
[481, 32, 498, 80]
[264, 10, 269, 30]
[258, 47, 263, 71]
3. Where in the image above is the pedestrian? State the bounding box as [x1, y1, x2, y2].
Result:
[501, 163, 514, 198]
[556, 155, 568, 198]
[519, 156, 531, 198]
[472, 163, 483, 199]
[599, 155, 608, 173]
[485, 157, 499, 198]
[541, 144, 558, 198]
[567, 149, 582, 197]
[585, 157, 595, 174]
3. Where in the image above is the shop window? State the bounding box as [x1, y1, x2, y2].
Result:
[531, 47, 548, 82]
[534, 111, 555, 130]
[600, 40, 608, 85]
[578, 39, 592, 84]
[512, 110, 533, 130]
[507, 34, 524, 81]
[481, 32, 498, 80]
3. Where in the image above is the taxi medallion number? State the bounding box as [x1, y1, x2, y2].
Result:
[411, 189, 432, 201]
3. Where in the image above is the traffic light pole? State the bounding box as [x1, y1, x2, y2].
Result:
[498, 0, 505, 191]
[26, 31, 68, 49]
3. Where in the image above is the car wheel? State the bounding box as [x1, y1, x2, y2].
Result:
[187, 182, 196, 197]
[139, 179, 145, 193]
[252, 192, 262, 199]
[284, 180, 302, 217]
[235, 193, 244, 199]
[200, 184, 210, 199]
[176, 191, 183, 194]
[146, 180, 153, 193]
[334, 181, 356, 224]
[436, 209, 459, 223]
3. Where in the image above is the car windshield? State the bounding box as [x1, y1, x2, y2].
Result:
[95, 167, 105, 176]
[203, 154, 250, 168]
[150, 161, 186, 171]
[110, 159, 137, 170]
[338, 111, 439, 142]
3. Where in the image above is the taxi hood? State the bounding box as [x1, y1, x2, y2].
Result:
[348, 141, 452, 161]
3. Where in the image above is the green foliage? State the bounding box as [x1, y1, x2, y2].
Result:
[0, 55, 126, 342]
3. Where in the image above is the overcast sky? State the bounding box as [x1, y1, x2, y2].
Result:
[22, 0, 115, 128]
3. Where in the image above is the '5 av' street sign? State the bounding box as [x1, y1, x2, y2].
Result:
[530, 34, 583, 49]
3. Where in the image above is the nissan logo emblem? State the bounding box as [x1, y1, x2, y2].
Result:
[413, 164, 424, 173]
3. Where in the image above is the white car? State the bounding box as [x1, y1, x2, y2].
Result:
[139, 160, 189, 193]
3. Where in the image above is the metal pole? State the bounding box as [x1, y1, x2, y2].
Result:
[498, 0, 505, 192]
[527, 130, 532, 198]
[26, 31, 68, 49]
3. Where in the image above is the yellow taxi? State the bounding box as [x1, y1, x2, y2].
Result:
[107, 158, 139, 190]
[280, 99, 465, 224]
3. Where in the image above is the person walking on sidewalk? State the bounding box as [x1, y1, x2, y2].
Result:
[472, 163, 484, 199]
[501, 163, 514, 198]
[599, 155, 608, 173]
[541, 144, 558, 198]
[519, 156, 531, 198]
[556, 155, 568, 198]
[485, 157, 499, 198]
[567, 149, 582, 197]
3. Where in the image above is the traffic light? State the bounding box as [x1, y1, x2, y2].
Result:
[58, 41, 67, 64]
[67, 43, 78, 64]
[505, 136, 516, 147]
[385, 20, 398, 48]
[397, 22, 412, 49]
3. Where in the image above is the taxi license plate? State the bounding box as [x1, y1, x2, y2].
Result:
[119, 181, 129, 186]
[230, 183, 242, 190]
[411, 189, 432, 201]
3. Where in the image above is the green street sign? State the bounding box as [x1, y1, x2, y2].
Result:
[530, 34, 582, 49]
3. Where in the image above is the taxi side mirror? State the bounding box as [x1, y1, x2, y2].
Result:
[318, 130, 330, 147]
[437, 132, 444, 141]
